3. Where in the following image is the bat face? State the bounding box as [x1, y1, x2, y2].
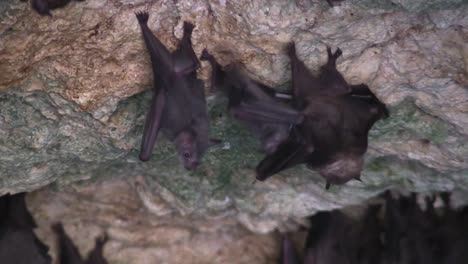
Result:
[316, 154, 363, 185]
[31, 0, 53, 16]
[175, 131, 199, 170]
[31, 0, 82, 16]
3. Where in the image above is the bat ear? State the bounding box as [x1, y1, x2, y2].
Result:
[208, 138, 222, 147]
[325, 181, 331, 190]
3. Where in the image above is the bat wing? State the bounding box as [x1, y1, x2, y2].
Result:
[287, 42, 317, 108]
[281, 236, 300, 264]
[1, 193, 37, 229]
[139, 90, 166, 161]
[52, 223, 84, 264]
[232, 101, 304, 125]
[256, 136, 310, 181]
[135, 12, 174, 84]
[172, 22, 200, 75]
[316, 47, 352, 97]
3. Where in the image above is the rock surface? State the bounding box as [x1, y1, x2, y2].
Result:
[28, 178, 279, 264]
[0, 0, 467, 233]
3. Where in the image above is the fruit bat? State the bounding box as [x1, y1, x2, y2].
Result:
[0, 193, 52, 264]
[257, 42, 389, 188]
[281, 235, 300, 264]
[200, 49, 303, 154]
[136, 11, 211, 170]
[281, 191, 468, 264]
[325, 0, 345, 7]
[29, 0, 85, 16]
[52, 223, 108, 264]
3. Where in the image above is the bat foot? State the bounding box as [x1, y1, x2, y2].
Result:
[286, 41, 296, 57]
[209, 138, 222, 147]
[135, 11, 149, 25]
[200, 48, 213, 61]
[139, 152, 151, 162]
[51, 222, 65, 234]
[326, 46, 342, 65]
[183, 21, 195, 34]
[96, 232, 109, 246]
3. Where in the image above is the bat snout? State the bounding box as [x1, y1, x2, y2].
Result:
[184, 160, 200, 170]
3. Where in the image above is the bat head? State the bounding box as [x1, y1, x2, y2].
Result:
[31, 0, 53, 16]
[318, 155, 363, 186]
[175, 130, 200, 170]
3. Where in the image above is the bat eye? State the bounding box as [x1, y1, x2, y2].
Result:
[184, 152, 191, 158]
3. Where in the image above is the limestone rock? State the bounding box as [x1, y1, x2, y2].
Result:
[0, 0, 467, 233]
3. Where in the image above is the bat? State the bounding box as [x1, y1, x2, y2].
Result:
[200, 49, 303, 154]
[257, 42, 389, 188]
[30, 0, 85, 16]
[325, 0, 345, 7]
[302, 210, 360, 264]
[283, 191, 468, 264]
[136, 11, 211, 170]
[52, 223, 108, 264]
[281, 235, 300, 264]
[0, 193, 52, 264]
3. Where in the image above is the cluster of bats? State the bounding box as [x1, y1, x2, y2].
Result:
[0, 193, 109, 264]
[281, 191, 468, 264]
[135, 11, 389, 189]
[21, 0, 345, 17]
[17, 1, 390, 188]
[3, 191, 466, 264]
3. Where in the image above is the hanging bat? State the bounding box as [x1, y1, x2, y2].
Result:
[136, 11, 211, 170]
[302, 210, 359, 264]
[325, 0, 345, 7]
[52, 223, 108, 264]
[0, 193, 52, 264]
[28, 0, 85, 16]
[257, 42, 389, 189]
[200, 49, 303, 154]
[281, 235, 300, 264]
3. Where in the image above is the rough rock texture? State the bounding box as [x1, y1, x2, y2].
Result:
[1, 0, 467, 233]
[28, 178, 279, 264]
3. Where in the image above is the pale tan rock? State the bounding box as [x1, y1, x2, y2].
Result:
[28, 178, 279, 264]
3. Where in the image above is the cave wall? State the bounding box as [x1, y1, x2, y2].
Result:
[0, 0, 467, 233]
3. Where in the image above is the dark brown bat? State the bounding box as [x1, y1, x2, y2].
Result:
[281, 235, 300, 264]
[302, 210, 359, 264]
[52, 223, 108, 264]
[30, 0, 85, 16]
[0, 193, 52, 264]
[200, 49, 303, 154]
[325, 0, 345, 7]
[282, 192, 468, 264]
[257, 42, 389, 188]
[136, 11, 211, 170]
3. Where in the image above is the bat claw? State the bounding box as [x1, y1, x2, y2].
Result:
[183, 21, 195, 34]
[96, 232, 109, 246]
[326, 46, 332, 57]
[200, 48, 212, 61]
[287, 42, 296, 57]
[135, 11, 149, 24]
